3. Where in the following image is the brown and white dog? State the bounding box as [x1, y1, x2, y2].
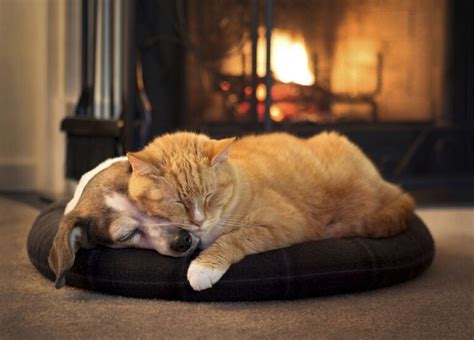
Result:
[48, 157, 200, 288]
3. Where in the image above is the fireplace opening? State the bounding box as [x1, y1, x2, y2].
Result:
[182, 0, 447, 129]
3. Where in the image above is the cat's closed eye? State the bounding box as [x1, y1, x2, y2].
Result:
[175, 200, 187, 210]
[205, 193, 214, 206]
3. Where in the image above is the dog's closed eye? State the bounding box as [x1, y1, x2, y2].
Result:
[117, 229, 141, 243]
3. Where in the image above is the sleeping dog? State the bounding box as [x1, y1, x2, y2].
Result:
[48, 157, 200, 288]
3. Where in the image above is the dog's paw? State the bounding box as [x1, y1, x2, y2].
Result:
[187, 261, 226, 291]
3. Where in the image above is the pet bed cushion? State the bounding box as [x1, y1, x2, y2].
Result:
[27, 200, 434, 301]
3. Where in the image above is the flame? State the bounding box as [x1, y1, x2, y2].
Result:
[258, 29, 315, 86]
[221, 28, 315, 86]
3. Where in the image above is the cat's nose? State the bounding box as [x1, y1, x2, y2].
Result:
[190, 206, 205, 226]
[191, 216, 204, 226]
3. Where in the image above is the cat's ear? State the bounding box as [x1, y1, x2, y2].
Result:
[127, 152, 160, 177]
[207, 137, 237, 166]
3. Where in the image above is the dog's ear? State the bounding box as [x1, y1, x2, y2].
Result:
[48, 214, 90, 289]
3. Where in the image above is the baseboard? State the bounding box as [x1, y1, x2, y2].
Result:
[0, 160, 36, 191]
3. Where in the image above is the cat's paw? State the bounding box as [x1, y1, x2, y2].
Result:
[187, 261, 227, 291]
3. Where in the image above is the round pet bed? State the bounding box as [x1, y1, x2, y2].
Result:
[27, 200, 435, 302]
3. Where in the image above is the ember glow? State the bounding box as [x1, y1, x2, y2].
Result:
[270, 105, 284, 122]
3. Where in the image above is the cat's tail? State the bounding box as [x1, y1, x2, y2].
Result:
[363, 184, 416, 238]
[322, 184, 415, 240]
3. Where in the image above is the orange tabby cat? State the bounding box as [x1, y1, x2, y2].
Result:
[127, 132, 415, 291]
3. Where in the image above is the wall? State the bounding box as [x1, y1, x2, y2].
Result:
[0, 0, 79, 194]
[0, 0, 46, 190]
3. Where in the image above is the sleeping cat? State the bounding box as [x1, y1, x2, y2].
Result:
[127, 132, 415, 291]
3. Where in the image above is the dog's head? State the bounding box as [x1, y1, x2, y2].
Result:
[48, 193, 200, 289]
[48, 158, 201, 289]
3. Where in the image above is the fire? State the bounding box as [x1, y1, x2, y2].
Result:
[257, 28, 315, 86]
[221, 28, 315, 86]
[220, 28, 318, 123]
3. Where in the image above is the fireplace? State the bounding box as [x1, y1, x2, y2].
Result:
[181, 0, 447, 130]
[135, 0, 473, 198]
[66, 0, 473, 202]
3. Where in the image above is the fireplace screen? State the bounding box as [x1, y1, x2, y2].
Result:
[182, 0, 447, 128]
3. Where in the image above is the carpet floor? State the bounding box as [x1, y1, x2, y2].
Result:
[1, 196, 473, 339]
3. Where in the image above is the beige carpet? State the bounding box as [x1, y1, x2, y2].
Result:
[1, 196, 473, 339]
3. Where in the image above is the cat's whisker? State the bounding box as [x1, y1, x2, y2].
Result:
[220, 217, 257, 225]
[187, 216, 253, 229]
[203, 213, 265, 229]
[216, 218, 262, 228]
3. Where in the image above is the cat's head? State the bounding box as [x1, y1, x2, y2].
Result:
[127, 132, 236, 234]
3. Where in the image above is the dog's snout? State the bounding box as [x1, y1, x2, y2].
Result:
[170, 229, 193, 253]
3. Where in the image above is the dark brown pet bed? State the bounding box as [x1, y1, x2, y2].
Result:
[27, 200, 435, 302]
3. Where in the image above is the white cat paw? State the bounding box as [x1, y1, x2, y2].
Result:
[187, 261, 226, 291]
